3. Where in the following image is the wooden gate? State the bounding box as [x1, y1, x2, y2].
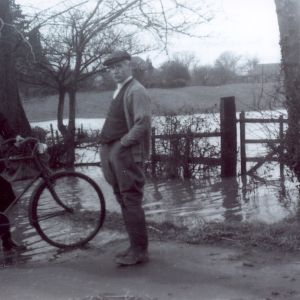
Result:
[239, 111, 287, 176]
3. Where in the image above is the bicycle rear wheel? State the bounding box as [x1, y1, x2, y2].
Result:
[30, 171, 105, 249]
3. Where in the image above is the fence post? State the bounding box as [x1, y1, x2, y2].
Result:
[220, 96, 237, 177]
[50, 123, 55, 144]
[183, 128, 191, 178]
[55, 130, 60, 144]
[279, 115, 284, 178]
[240, 111, 246, 175]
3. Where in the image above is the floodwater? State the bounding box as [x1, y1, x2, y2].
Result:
[1, 113, 299, 266]
[30, 113, 299, 226]
[2, 163, 298, 267]
[81, 164, 299, 226]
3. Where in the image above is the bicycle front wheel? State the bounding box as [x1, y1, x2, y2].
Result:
[30, 171, 106, 249]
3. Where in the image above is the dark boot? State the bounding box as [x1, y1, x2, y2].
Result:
[115, 248, 149, 266]
[2, 232, 26, 252]
[115, 246, 131, 259]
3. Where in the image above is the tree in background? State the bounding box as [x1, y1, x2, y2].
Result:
[135, 57, 157, 88]
[172, 52, 197, 70]
[189, 52, 259, 86]
[0, 0, 31, 135]
[191, 65, 215, 86]
[160, 59, 191, 88]
[10, 0, 29, 32]
[131, 56, 151, 85]
[19, 0, 214, 165]
[239, 56, 259, 77]
[213, 51, 241, 85]
[19, 2, 148, 165]
[274, 0, 300, 176]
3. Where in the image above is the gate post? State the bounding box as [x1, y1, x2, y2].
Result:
[279, 115, 284, 178]
[239, 111, 246, 175]
[220, 96, 237, 177]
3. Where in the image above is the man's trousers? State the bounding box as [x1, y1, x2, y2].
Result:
[100, 141, 148, 251]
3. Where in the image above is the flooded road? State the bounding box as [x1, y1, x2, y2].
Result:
[79, 165, 299, 226]
[3, 116, 300, 299]
[1, 164, 299, 267]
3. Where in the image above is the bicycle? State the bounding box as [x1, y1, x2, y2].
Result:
[0, 137, 106, 249]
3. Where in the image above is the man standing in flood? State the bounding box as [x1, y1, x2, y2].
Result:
[99, 50, 151, 266]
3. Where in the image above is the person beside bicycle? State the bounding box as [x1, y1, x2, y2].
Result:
[0, 111, 26, 252]
[99, 50, 152, 266]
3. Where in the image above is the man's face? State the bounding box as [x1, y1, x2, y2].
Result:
[108, 60, 132, 83]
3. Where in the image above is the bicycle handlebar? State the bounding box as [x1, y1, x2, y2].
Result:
[0, 137, 48, 156]
[18, 137, 39, 146]
[1, 137, 39, 147]
[0, 137, 17, 146]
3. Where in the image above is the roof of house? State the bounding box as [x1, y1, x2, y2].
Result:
[250, 63, 281, 76]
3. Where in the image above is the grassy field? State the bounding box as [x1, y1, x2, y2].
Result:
[23, 82, 282, 122]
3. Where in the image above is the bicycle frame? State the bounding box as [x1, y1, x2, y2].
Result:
[2, 148, 75, 218]
[1, 138, 106, 249]
[6, 172, 43, 214]
[0, 152, 47, 214]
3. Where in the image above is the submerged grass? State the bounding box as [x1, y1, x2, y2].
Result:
[181, 218, 300, 252]
[104, 212, 300, 252]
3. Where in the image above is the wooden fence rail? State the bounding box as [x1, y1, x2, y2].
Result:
[45, 97, 287, 178]
[150, 128, 222, 177]
[150, 96, 237, 178]
[48, 123, 88, 145]
[239, 111, 287, 176]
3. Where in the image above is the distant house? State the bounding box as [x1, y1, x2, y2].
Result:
[248, 63, 281, 83]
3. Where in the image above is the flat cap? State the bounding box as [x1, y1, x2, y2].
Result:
[103, 50, 131, 67]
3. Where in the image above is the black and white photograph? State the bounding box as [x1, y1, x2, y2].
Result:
[1, 0, 300, 299]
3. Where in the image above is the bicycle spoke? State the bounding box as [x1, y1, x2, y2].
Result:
[30, 171, 105, 248]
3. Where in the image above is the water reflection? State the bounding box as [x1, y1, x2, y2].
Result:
[76, 166, 299, 226]
[220, 178, 242, 222]
[143, 171, 298, 228]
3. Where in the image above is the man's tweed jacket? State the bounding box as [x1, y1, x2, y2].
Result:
[119, 78, 152, 162]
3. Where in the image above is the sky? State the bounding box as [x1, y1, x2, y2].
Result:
[17, 0, 281, 67]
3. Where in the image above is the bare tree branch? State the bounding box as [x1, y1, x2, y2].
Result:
[17, 0, 214, 165]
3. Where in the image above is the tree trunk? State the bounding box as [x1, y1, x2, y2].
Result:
[56, 87, 76, 167]
[65, 89, 76, 166]
[0, 0, 31, 136]
[57, 88, 67, 135]
[275, 0, 300, 175]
